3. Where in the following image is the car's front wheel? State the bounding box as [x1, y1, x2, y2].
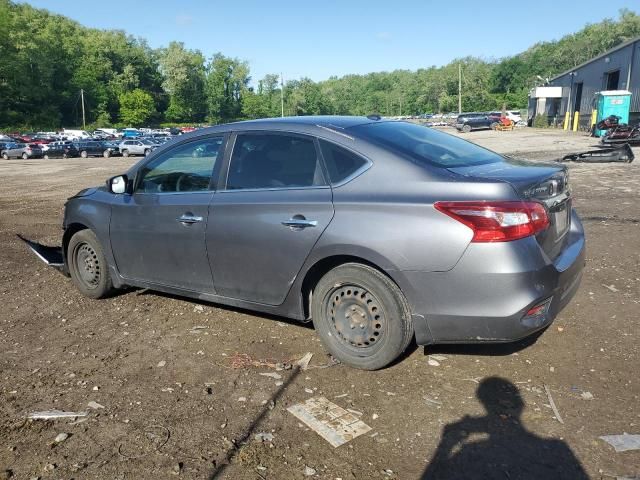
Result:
[311, 263, 413, 370]
[462, 124, 472, 133]
[103, 150, 111, 158]
[144, 148, 151, 156]
[21, 152, 28, 159]
[43, 154, 49, 160]
[80, 150, 88, 158]
[68, 229, 115, 299]
[1, 153, 7, 160]
[122, 149, 129, 157]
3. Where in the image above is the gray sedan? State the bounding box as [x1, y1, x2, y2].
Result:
[31, 116, 585, 370]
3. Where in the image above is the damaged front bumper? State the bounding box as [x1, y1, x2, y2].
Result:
[17, 234, 67, 275]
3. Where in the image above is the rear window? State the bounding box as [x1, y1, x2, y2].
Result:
[350, 121, 503, 168]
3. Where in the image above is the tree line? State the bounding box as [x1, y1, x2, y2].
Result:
[0, 1, 638, 130]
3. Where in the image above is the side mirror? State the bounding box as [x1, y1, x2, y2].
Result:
[107, 174, 129, 194]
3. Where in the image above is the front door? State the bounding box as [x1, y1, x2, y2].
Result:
[110, 135, 225, 292]
[208, 132, 334, 305]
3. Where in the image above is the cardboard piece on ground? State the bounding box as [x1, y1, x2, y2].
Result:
[287, 396, 372, 447]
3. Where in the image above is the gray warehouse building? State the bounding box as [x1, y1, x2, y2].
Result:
[529, 36, 640, 129]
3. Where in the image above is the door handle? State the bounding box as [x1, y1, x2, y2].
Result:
[177, 214, 204, 225]
[281, 218, 318, 229]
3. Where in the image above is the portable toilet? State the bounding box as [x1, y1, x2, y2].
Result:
[593, 90, 632, 137]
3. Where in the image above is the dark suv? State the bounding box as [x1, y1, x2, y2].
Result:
[73, 141, 119, 158]
[456, 113, 502, 133]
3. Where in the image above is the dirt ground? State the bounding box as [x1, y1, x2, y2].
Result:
[0, 128, 638, 480]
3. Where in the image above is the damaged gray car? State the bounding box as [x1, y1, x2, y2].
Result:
[23, 116, 585, 370]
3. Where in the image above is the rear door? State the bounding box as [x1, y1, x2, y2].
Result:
[207, 131, 334, 305]
[109, 135, 225, 292]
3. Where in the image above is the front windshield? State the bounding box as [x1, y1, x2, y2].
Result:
[350, 121, 503, 168]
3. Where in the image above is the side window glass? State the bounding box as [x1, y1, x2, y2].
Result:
[135, 136, 223, 194]
[226, 134, 325, 190]
[318, 140, 368, 184]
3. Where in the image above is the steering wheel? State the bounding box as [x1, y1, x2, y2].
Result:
[175, 173, 188, 192]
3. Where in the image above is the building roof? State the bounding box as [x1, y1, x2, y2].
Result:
[550, 36, 640, 81]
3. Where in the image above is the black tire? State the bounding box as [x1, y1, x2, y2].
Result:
[144, 148, 151, 156]
[63, 153, 68, 159]
[103, 150, 111, 158]
[311, 263, 413, 370]
[2, 153, 7, 160]
[67, 229, 115, 299]
[462, 124, 472, 133]
[490, 122, 499, 130]
[21, 152, 28, 159]
[43, 154, 49, 160]
[122, 149, 129, 157]
[80, 150, 88, 158]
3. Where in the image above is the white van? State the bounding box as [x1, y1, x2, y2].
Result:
[95, 128, 118, 136]
[63, 129, 91, 140]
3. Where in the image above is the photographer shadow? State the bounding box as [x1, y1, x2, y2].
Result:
[421, 377, 588, 480]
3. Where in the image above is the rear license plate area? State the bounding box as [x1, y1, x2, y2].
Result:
[552, 200, 570, 239]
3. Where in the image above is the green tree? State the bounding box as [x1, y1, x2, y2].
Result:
[205, 53, 250, 123]
[158, 41, 206, 122]
[118, 89, 156, 126]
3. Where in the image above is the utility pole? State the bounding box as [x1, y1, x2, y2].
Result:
[280, 73, 285, 117]
[80, 89, 86, 129]
[458, 63, 462, 114]
[399, 96, 402, 116]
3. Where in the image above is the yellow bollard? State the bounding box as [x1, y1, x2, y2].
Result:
[563, 111, 570, 130]
[572, 111, 579, 131]
[590, 109, 597, 128]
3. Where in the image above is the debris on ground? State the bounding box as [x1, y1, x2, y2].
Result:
[559, 144, 634, 163]
[27, 410, 88, 420]
[580, 391, 594, 400]
[303, 466, 316, 476]
[157, 360, 166, 367]
[254, 432, 274, 443]
[288, 397, 372, 448]
[599, 434, 640, 452]
[296, 352, 313, 370]
[427, 358, 440, 367]
[259, 372, 282, 379]
[602, 284, 620, 293]
[53, 433, 69, 444]
[87, 401, 105, 410]
[543, 385, 564, 424]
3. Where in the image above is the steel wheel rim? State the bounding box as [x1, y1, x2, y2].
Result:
[326, 284, 385, 350]
[75, 242, 101, 288]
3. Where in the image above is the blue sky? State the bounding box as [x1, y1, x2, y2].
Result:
[22, 1, 637, 83]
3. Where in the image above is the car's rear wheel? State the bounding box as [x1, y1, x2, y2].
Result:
[80, 150, 88, 158]
[21, 152, 28, 159]
[311, 263, 413, 370]
[462, 124, 472, 133]
[43, 154, 49, 160]
[103, 150, 111, 158]
[2, 153, 7, 160]
[490, 122, 499, 130]
[68, 229, 115, 299]
[122, 149, 129, 157]
[144, 148, 151, 156]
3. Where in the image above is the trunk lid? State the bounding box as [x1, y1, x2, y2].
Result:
[448, 158, 571, 260]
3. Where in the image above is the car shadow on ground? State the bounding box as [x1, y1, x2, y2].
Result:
[421, 377, 589, 480]
[424, 328, 547, 357]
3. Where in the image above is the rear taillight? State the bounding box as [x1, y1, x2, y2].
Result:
[434, 201, 549, 242]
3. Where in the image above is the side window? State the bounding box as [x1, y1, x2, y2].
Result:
[226, 133, 325, 190]
[135, 136, 224, 194]
[318, 140, 368, 184]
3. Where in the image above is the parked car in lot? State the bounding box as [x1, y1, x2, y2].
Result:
[119, 139, 157, 157]
[456, 113, 502, 132]
[1, 142, 44, 159]
[43, 143, 79, 159]
[26, 117, 585, 370]
[74, 140, 119, 158]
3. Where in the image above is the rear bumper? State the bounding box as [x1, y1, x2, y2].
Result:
[396, 210, 585, 345]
